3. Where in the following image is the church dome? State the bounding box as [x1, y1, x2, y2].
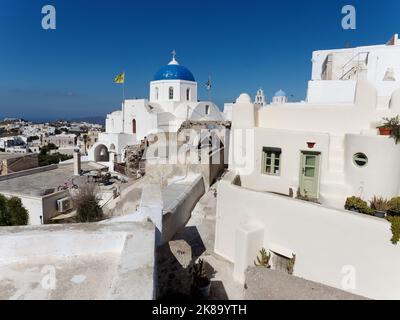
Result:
[153, 59, 195, 82]
[274, 89, 286, 97]
[236, 93, 252, 103]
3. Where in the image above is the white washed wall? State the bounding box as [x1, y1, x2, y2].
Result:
[215, 175, 400, 300]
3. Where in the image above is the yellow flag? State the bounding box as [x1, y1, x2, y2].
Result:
[114, 72, 125, 84]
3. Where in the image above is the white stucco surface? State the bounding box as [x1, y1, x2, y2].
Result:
[0, 222, 156, 300]
[215, 173, 400, 300]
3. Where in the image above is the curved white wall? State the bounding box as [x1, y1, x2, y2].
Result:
[345, 134, 400, 200]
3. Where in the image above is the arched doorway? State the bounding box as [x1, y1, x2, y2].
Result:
[132, 119, 137, 134]
[94, 144, 110, 162]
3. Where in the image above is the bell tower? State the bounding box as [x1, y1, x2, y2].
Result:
[255, 88, 267, 106]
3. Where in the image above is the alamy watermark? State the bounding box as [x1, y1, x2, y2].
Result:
[341, 265, 357, 290]
[41, 5, 56, 30]
[41, 265, 57, 290]
[342, 5, 356, 30]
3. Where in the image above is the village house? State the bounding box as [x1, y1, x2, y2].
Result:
[216, 35, 400, 300]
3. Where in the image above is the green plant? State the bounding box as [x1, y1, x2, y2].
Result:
[192, 259, 210, 288]
[0, 195, 29, 226]
[388, 197, 400, 215]
[370, 196, 390, 212]
[287, 254, 296, 275]
[387, 216, 400, 245]
[73, 183, 103, 223]
[254, 248, 271, 268]
[345, 196, 374, 215]
[7, 197, 29, 226]
[380, 116, 400, 144]
[296, 188, 310, 201]
[0, 194, 11, 226]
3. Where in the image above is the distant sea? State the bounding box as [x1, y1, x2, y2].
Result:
[25, 116, 106, 126]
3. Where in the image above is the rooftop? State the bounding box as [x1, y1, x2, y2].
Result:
[0, 222, 155, 300]
[0, 163, 105, 197]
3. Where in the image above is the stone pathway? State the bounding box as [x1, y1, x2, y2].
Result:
[172, 182, 245, 300]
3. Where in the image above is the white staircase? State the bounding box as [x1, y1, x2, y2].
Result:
[340, 51, 369, 81]
[319, 135, 351, 208]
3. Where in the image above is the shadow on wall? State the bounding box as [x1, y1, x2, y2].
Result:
[156, 227, 227, 300]
[173, 226, 206, 259]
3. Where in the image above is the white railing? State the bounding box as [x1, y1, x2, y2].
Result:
[340, 51, 370, 80]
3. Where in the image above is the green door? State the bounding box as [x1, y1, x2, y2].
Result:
[299, 152, 321, 199]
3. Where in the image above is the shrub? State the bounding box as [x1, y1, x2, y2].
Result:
[370, 196, 390, 212]
[7, 197, 29, 226]
[0, 195, 29, 226]
[73, 183, 103, 223]
[0, 194, 11, 226]
[388, 197, 400, 215]
[345, 196, 373, 215]
[387, 216, 400, 245]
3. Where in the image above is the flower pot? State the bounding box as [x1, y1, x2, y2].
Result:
[374, 210, 386, 219]
[379, 127, 392, 136]
[198, 283, 211, 299]
[388, 210, 400, 217]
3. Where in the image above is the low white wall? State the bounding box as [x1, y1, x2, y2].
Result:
[0, 231, 126, 263]
[215, 175, 400, 300]
[0, 165, 57, 182]
[307, 80, 356, 104]
[162, 175, 205, 243]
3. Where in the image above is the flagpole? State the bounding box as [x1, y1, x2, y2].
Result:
[122, 72, 125, 134]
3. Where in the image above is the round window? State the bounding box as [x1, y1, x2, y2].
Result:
[353, 153, 368, 167]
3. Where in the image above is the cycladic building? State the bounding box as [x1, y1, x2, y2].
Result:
[89, 53, 224, 163]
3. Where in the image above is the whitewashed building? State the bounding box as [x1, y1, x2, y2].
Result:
[89, 53, 224, 163]
[226, 34, 400, 208]
[216, 35, 400, 300]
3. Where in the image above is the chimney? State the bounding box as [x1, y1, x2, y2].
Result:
[73, 150, 81, 176]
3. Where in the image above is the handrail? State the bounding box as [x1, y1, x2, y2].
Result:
[341, 52, 370, 79]
[340, 65, 361, 80]
[342, 51, 370, 72]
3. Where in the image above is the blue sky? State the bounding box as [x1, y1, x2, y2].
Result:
[0, 0, 399, 120]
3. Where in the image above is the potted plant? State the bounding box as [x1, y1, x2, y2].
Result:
[254, 248, 271, 268]
[370, 196, 389, 218]
[378, 123, 392, 136]
[388, 197, 400, 217]
[192, 259, 211, 299]
[344, 196, 374, 215]
[378, 116, 400, 144]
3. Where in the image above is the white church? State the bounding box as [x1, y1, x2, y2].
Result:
[89, 53, 224, 163]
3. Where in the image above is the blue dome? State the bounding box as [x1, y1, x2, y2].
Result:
[274, 89, 286, 97]
[153, 64, 195, 82]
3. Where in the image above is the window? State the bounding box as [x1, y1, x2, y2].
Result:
[353, 153, 368, 167]
[132, 119, 137, 134]
[169, 87, 174, 100]
[262, 147, 282, 175]
[186, 88, 190, 101]
[205, 105, 210, 115]
[155, 87, 159, 100]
